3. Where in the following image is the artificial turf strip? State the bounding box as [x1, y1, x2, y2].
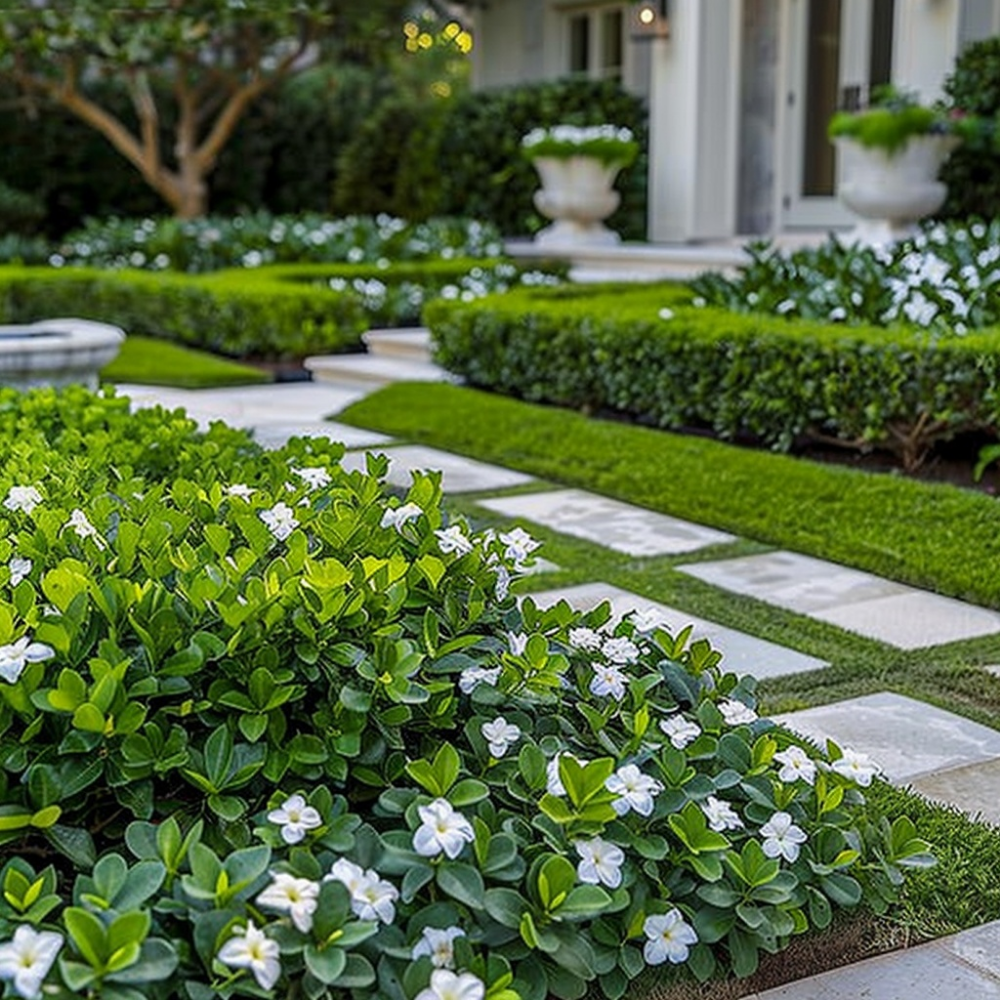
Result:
[338, 382, 1000, 609]
[101, 335, 270, 388]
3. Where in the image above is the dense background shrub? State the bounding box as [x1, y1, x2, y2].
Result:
[0, 388, 932, 1000]
[425, 283, 1000, 470]
[940, 36, 1000, 220]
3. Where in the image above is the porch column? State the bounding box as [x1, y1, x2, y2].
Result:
[647, 0, 740, 242]
[893, 0, 961, 101]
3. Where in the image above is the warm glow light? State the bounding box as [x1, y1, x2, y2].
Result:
[638, 6, 655, 24]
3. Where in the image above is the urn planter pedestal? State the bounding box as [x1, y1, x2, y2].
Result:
[835, 135, 959, 247]
[530, 155, 627, 249]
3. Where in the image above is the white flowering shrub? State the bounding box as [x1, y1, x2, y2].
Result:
[521, 125, 638, 168]
[691, 221, 1000, 334]
[0, 391, 933, 1000]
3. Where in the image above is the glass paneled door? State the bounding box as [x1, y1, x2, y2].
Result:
[780, 0, 894, 228]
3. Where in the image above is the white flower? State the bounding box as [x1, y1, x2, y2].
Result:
[415, 969, 485, 1000]
[590, 662, 628, 700]
[493, 564, 511, 601]
[256, 873, 319, 933]
[65, 509, 104, 548]
[658, 307, 675, 321]
[413, 799, 475, 859]
[293, 466, 332, 489]
[630, 608, 665, 633]
[601, 636, 639, 664]
[642, 910, 697, 965]
[260, 502, 299, 541]
[774, 746, 817, 785]
[719, 699, 758, 726]
[499, 527, 539, 567]
[458, 665, 500, 694]
[568, 627, 602, 651]
[507, 632, 528, 656]
[700, 795, 744, 832]
[481, 717, 521, 757]
[412, 926, 465, 969]
[831, 747, 881, 787]
[546, 753, 585, 796]
[226, 483, 254, 500]
[574, 837, 625, 888]
[606, 764, 664, 817]
[380, 502, 423, 531]
[8, 557, 31, 588]
[217, 921, 281, 991]
[0, 926, 63, 1000]
[759, 811, 807, 862]
[267, 794, 322, 844]
[3, 487, 42, 515]
[435, 526, 473, 555]
[350, 870, 399, 924]
[325, 857, 368, 893]
[0, 636, 55, 685]
[659, 714, 701, 749]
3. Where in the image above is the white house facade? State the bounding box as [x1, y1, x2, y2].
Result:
[462, 0, 1000, 243]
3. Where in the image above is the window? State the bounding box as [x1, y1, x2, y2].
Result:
[566, 5, 625, 81]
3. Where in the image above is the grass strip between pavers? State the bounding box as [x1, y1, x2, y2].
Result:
[101, 335, 270, 388]
[338, 382, 1000, 610]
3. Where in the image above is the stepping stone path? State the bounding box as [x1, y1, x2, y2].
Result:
[678, 551, 1000, 649]
[528, 581, 828, 681]
[114, 364, 1000, 1000]
[478, 488, 735, 556]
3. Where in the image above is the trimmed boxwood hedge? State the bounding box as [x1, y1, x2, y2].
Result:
[425, 284, 1000, 469]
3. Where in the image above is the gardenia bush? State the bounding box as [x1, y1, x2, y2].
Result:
[521, 125, 638, 168]
[15, 213, 506, 274]
[691, 220, 1000, 334]
[0, 389, 933, 1000]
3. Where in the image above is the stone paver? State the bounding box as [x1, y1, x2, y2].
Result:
[249, 421, 391, 450]
[909, 758, 1000, 825]
[754, 925, 1000, 998]
[678, 551, 1000, 649]
[528, 582, 827, 680]
[340, 445, 533, 493]
[477, 488, 735, 557]
[774, 692, 1000, 783]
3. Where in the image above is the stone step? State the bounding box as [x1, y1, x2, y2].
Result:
[362, 327, 433, 363]
[304, 352, 454, 388]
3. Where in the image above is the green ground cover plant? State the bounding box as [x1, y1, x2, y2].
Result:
[338, 383, 1000, 610]
[425, 279, 1000, 471]
[0, 388, 933, 1000]
[101, 337, 271, 389]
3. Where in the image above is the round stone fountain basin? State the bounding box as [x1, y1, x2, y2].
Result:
[0, 318, 125, 391]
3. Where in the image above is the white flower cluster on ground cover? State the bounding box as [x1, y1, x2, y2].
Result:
[691, 220, 1000, 332]
[0, 405, 932, 1000]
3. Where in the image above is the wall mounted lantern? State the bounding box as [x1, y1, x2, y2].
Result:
[630, 0, 669, 41]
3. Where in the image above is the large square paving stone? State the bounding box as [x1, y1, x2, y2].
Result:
[774, 692, 1000, 783]
[678, 551, 1000, 649]
[908, 757, 1000, 825]
[340, 445, 533, 493]
[250, 421, 391, 450]
[477, 489, 735, 557]
[528, 582, 827, 680]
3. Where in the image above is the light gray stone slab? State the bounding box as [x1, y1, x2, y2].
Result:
[909, 759, 1000, 825]
[678, 551, 1000, 649]
[813, 591, 1000, 650]
[774, 693, 1000, 783]
[946, 921, 1000, 981]
[339, 445, 533, 493]
[755, 940, 1000, 999]
[250, 421, 391, 450]
[477, 489, 735, 557]
[528, 583, 828, 680]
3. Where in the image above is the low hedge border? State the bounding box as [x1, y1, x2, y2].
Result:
[0, 260, 565, 361]
[425, 284, 1000, 470]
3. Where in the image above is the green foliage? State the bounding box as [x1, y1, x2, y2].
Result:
[0, 181, 45, 236]
[521, 125, 639, 168]
[430, 78, 649, 240]
[339, 381, 1000, 609]
[0, 388, 931, 999]
[424, 280, 1000, 470]
[940, 36, 1000, 220]
[100, 337, 271, 389]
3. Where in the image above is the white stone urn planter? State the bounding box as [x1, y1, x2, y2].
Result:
[835, 134, 960, 247]
[530, 155, 628, 249]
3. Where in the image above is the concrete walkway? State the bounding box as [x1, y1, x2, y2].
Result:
[116, 350, 1000, 999]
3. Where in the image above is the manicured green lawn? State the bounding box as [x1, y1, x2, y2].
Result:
[101, 334, 271, 388]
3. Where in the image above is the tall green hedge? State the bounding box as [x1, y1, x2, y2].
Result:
[425, 284, 1000, 469]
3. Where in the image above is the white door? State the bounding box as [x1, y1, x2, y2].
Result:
[779, 0, 895, 229]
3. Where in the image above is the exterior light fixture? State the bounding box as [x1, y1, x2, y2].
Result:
[630, 0, 669, 41]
